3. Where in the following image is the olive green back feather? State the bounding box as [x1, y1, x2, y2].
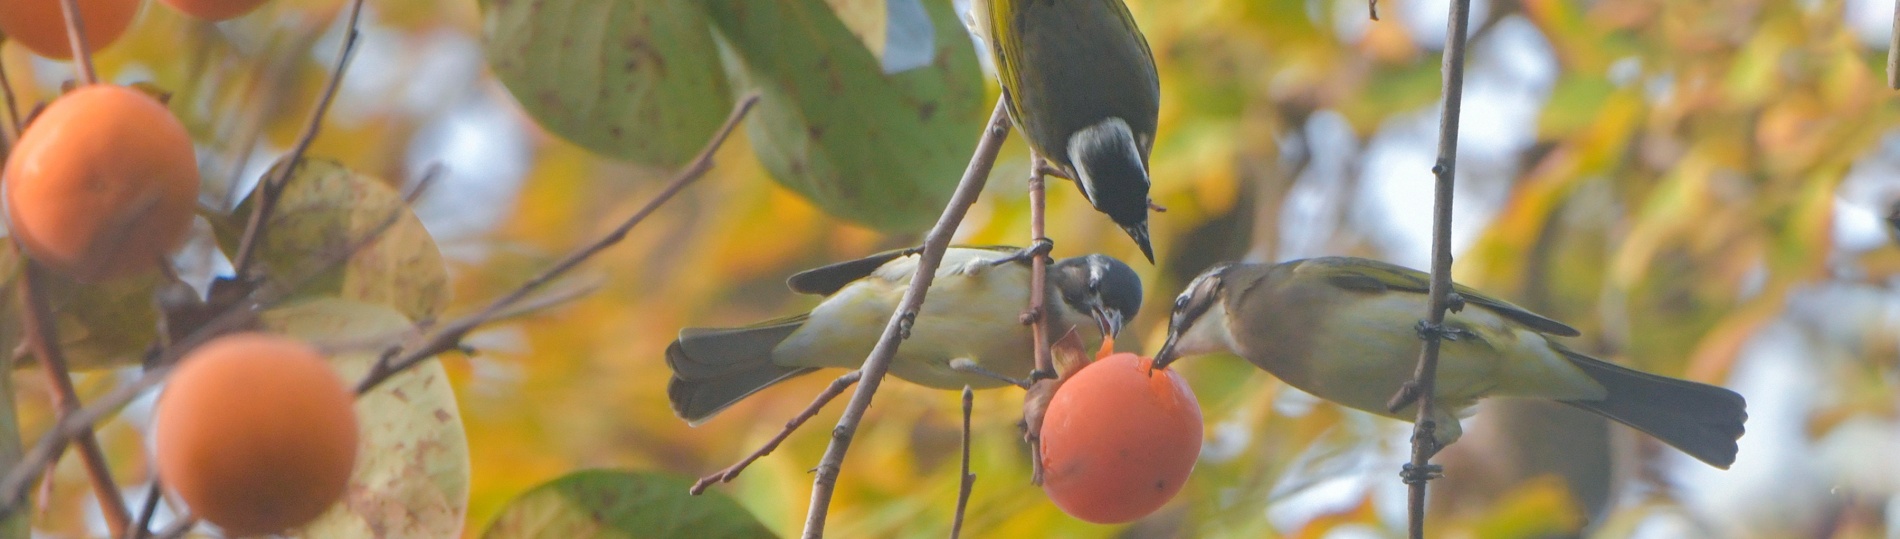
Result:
[1296, 257, 1582, 337]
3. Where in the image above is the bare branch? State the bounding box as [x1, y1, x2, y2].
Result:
[16, 263, 130, 535]
[800, 99, 1013, 539]
[1890, 1, 1900, 89]
[128, 480, 162, 539]
[56, 0, 97, 84]
[354, 93, 761, 395]
[229, 0, 368, 281]
[690, 370, 862, 495]
[950, 386, 975, 539]
[1392, 0, 1474, 536]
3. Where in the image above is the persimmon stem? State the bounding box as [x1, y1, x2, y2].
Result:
[56, 0, 97, 85]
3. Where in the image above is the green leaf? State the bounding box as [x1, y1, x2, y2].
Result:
[214, 158, 449, 321]
[705, 0, 985, 233]
[0, 245, 156, 372]
[482, 470, 775, 539]
[264, 299, 470, 539]
[481, 0, 732, 167]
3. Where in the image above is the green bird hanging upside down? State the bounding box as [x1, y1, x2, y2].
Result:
[667, 246, 1143, 424]
[1152, 257, 1748, 469]
[970, 0, 1162, 263]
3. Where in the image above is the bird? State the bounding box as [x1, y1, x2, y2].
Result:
[1151, 257, 1748, 469]
[667, 246, 1144, 424]
[969, 0, 1162, 263]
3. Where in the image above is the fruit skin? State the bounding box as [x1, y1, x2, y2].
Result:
[155, 333, 359, 537]
[158, 0, 266, 21]
[1039, 352, 1202, 524]
[0, 0, 139, 59]
[4, 84, 199, 283]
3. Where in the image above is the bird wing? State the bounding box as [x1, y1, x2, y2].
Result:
[1299, 257, 1582, 337]
[983, 0, 1031, 134]
[786, 245, 1021, 296]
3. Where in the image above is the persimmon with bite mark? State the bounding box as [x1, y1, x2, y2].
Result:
[1039, 352, 1202, 524]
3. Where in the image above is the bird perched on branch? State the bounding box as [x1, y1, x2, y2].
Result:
[667, 246, 1143, 424]
[969, 0, 1162, 263]
[1152, 257, 1748, 468]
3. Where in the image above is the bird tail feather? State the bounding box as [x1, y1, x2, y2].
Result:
[667, 314, 816, 425]
[1556, 347, 1746, 468]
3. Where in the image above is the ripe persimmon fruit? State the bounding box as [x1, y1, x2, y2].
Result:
[4, 84, 199, 282]
[155, 333, 358, 536]
[0, 0, 139, 59]
[1039, 352, 1202, 524]
[159, 0, 267, 21]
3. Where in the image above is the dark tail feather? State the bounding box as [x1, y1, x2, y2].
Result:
[666, 315, 816, 425]
[1556, 348, 1747, 468]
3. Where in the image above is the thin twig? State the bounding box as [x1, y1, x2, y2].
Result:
[128, 480, 162, 539]
[355, 93, 761, 395]
[56, 0, 97, 84]
[800, 99, 1012, 539]
[1023, 156, 1054, 482]
[949, 386, 975, 539]
[690, 370, 862, 495]
[229, 0, 368, 281]
[0, 55, 19, 142]
[1889, 0, 1900, 89]
[152, 514, 195, 539]
[17, 263, 130, 535]
[1390, 0, 1474, 536]
[1369, 0, 1380, 20]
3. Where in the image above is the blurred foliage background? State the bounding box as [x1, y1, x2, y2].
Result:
[6, 0, 1900, 536]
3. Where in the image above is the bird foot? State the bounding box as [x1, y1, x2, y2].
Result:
[1414, 320, 1472, 342]
[899, 311, 917, 340]
[991, 237, 1055, 267]
[1399, 463, 1443, 485]
[949, 359, 1033, 389]
[1027, 368, 1058, 383]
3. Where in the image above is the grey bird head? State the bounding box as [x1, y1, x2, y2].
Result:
[1050, 254, 1143, 339]
[1068, 117, 1155, 264]
[1152, 263, 1234, 370]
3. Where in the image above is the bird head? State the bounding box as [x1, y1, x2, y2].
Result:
[1152, 263, 1232, 370]
[1067, 118, 1155, 263]
[1051, 254, 1142, 340]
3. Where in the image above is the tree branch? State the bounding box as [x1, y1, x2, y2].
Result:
[17, 262, 130, 535]
[1392, 0, 1474, 536]
[1889, 0, 1899, 89]
[689, 370, 861, 495]
[950, 386, 975, 539]
[56, 0, 97, 85]
[800, 99, 1012, 538]
[228, 0, 367, 283]
[354, 93, 760, 395]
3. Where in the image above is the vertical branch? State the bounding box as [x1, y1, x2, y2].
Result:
[1395, 0, 1474, 536]
[949, 386, 975, 539]
[17, 263, 130, 535]
[56, 0, 98, 85]
[1026, 157, 1053, 380]
[801, 99, 1012, 539]
[1889, 0, 1900, 89]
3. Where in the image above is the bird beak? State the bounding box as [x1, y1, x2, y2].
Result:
[1152, 330, 1180, 370]
[1121, 222, 1155, 264]
[1092, 306, 1125, 338]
